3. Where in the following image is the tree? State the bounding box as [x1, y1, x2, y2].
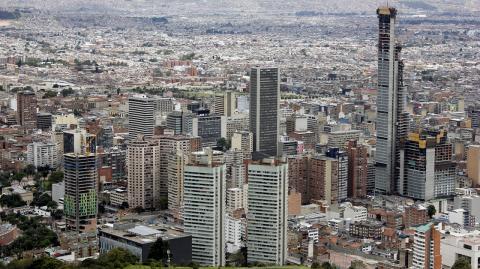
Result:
[133, 206, 144, 214]
[321, 262, 334, 269]
[23, 164, 36, 176]
[43, 90, 58, 98]
[96, 248, 138, 269]
[216, 138, 231, 152]
[148, 238, 169, 263]
[427, 204, 436, 218]
[11, 172, 25, 182]
[32, 193, 54, 207]
[30, 256, 63, 269]
[51, 209, 63, 220]
[61, 88, 74, 97]
[452, 257, 470, 269]
[159, 197, 168, 210]
[48, 171, 64, 183]
[0, 215, 59, 257]
[119, 202, 129, 209]
[349, 260, 367, 269]
[0, 193, 26, 208]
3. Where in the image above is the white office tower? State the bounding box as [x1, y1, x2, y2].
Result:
[128, 95, 156, 140]
[184, 152, 226, 266]
[247, 159, 288, 265]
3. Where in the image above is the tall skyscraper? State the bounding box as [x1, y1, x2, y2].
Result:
[127, 136, 160, 209]
[64, 154, 97, 233]
[16, 91, 37, 129]
[63, 131, 97, 233]
[184, 151, 226, 266]
[247, 159, 288, 265]
[346, 140, 368, 199]
[402, 129, 455, 201]
[128, 95, 156, 140]
[375, 7, 409, 195]
[249, 67, 280, 160]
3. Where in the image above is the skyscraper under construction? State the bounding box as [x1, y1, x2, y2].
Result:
[374, 7, 409, 195]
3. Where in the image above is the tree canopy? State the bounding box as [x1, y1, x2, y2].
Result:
[452, 257, 471, 269]
[0, 193, 27, 208]
[148, 238, 169, 263]
[427, 204, 436, 218]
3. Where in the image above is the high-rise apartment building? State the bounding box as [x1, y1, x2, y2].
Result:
[467, 145, 480, 186]
[250, 67, 280, 159]
[16, 91, 37, 129]
[412, 223, 442, 269]
[326, 148, 348, 202]
[309, 155, 340, 205]
[247, 159, 288, 265]
[27, 142, 58, 169]
[167, 150, 188, 213]
[346, 140, 368, 198]
[159, 135, 194, 202]
[287, 155, 309, 204]
[184, 152, 226, 266]
[375, 7, 409, 195]
[127, 136, 160, 209]
[128, 95, 156, 140]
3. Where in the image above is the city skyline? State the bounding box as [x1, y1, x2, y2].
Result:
[0, 1, 476, 269]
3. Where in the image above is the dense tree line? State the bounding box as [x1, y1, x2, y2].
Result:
[0, 213, 58, 257]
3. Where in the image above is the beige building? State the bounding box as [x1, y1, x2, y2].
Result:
[167, 150, 189, 213]
[127, 136, 160, 209]
[231, 131, 253, 157]
[158, 135, 193, 201]
[226, 187, 243, 212]
[214, 91, 236, 117]
[467, 145, 480, 186]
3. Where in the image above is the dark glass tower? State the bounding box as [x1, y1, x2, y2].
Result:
[375, 7, 408, 195]
[249, 67, 280, 160]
